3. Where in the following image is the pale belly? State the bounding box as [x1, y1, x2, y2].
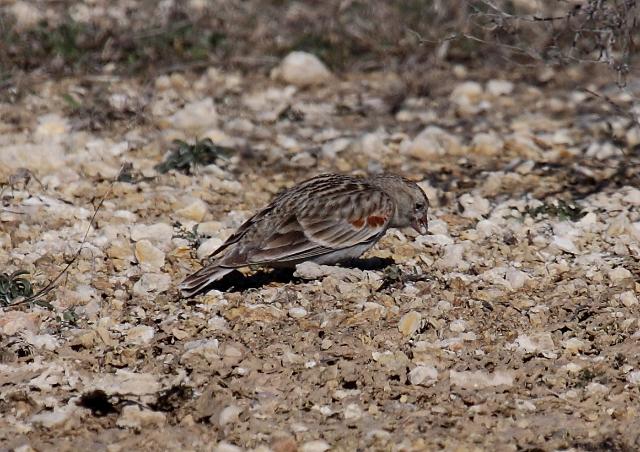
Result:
[310, 242, 376, 265]
[267, 241, 377, 268]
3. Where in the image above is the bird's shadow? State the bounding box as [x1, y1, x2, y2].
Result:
[191, 256, 395, 295]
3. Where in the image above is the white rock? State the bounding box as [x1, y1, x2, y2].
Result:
[512, 332, 555, 354]
[585, 142, 622, 160]
[226, 118, 254, 134]
[417, 234, 454, 247]
[449, 370, 514, 389]
[176, 199, 209, 222]
[294, 262, 370, 282]
[476, 219, 500, 238]
[628, 371, 640, 385]
[626, 126, 640, 147]
[481, 267, 511, 289]
[449, 319, 466, 332]
[552, 236, 579, 254]
[116, 405, 166, 429]
[181, 339, 220, 366]
[504, 134, 543, 158]
[134, 240, 165, 270]
[114, 210, 138, 223]
[132, 273, 172, 296]
[562, 337, 586, 354]
[538, 67, 555, 82]
[401, 126, 463, 159]
[214, 442, 243, 452]
[22, 332, 59, 351]
[515, 399, 536, 411]
[608, 266, 632, 284]
[470, 132, 503, 156]
[607, 215, 630, 236]
[31, 402, 78, 428]
[208, 315, 228, 331]
[344, 403, 363, 421]
[576, 212, 598, 230]
[620, 291, 639, 307]
[90, 370, 161, 396]
[0, 143, 66, 172]
[553, 221, 579, 237]
[288, 307, 308, 319]
[0, 311, 41, 335]
[450, 81, 483, 105]
[277, 134, 300, 150]
[28, 363, 66, 391]
[437, 244, 468, 271]
[321, 137, 352, 159]
[300, 440, 331, 452]
[398, 311, 422, 336]
[10, 1, 43, 29]
[0, 232, 11, 249]
[421, 216, 444, 235]
[586, 382, 609, 395]
[243, 86, 296, 115]
[167, 98, 218, 132]
[108, 93, 129, 112]
[130, 223, 173, 243]
[197, 237, 224, 260]
[409, 365, 438, 386]
[563, 363, 582, 373]
[623, 188, 640, 206]
[290, 151, 316, 168]
[358, 132, 388, 159]
[13, 445, 35, 452]
[366, 429, 392, 440]
[126, 325, 155, 345]
[35, 114, 69, 141]
[506, 268, 530, 290]
[277, 51, 332, 86]
[218, 405, 243, 427]
[486, 79, 514, 96]
[458, 193, 491, 218]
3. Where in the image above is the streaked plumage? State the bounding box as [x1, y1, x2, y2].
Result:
[180, 173, 429, 297]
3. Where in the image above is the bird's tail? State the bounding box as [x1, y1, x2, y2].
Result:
[179, 265, 234, 297]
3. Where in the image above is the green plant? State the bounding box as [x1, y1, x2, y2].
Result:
[0, 271, 34, 305]
[525, 200, 586, 222]
[172, 222, 203, 248]
[57, 307, 79, 326]
[155, 138, 234, 174]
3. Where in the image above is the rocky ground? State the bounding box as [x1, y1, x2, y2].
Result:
[2, 1, 640, 451]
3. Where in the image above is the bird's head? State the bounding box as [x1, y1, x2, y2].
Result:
[371, 174, 429, 235]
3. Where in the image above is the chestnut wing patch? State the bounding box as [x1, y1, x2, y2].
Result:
[300, 192, 394, 248]
[349, 215, 390, 229]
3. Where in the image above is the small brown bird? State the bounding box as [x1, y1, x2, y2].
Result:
[180, 173, 429, 296]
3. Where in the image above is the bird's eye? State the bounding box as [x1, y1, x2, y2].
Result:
[415, 202, 424, 210]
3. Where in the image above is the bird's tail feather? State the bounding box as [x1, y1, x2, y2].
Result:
[179, 265, 234, 297]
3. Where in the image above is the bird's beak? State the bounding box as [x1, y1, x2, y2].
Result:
[411, 215, 429, 235]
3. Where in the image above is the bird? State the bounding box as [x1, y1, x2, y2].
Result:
[180, 173, 429, 297]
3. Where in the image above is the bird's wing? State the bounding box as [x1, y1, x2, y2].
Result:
[221, 185, 395, 265]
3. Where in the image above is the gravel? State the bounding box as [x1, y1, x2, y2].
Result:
[1, 15, 640, 450]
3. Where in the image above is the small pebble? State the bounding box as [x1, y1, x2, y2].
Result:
[398, 311, 422, 337]
[277, 51, 332, 86]
[288, 307, 308, 319]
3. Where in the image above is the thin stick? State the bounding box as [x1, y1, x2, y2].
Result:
[583, 88, 640, 129]
[9, 165, 126, 307]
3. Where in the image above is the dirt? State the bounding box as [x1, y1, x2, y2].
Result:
[1, 1, 640, 451]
